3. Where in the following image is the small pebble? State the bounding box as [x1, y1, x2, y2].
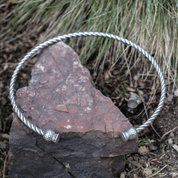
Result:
[174, 89, 178, 97]
[133, 174, 138, 178]
[168, 138, 173, 145]
[127, 100, 138, 109]
[170, 172, 178, 178]
[143, 168, 152, 177]
[133, 75, 138, 81]
[120, 172, 126, 178]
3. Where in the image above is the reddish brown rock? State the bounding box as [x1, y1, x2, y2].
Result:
[9, 42, 138, 178]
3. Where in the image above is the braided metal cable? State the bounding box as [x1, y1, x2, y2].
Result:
[9, 32, 166, 143]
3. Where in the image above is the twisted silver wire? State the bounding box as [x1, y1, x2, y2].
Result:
[9, 32, 166, 142]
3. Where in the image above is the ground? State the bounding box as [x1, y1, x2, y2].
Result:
[0, 2, 178, 178]
[121, 105, 178, 178]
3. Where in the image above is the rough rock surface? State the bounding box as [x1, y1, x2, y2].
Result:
[9, 42, 138, 178]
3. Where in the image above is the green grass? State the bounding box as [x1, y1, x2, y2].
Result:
[139, 135, 150, 146]
[121, 84, 127, 96]
[7, 0, 178, 93]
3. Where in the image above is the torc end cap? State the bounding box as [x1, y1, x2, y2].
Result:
[43, 130, 60, 143]
[121, 127, 138, 142]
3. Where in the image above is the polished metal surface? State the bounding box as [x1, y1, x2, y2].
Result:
[43, 130, 60, 143]
[121, 127, 137, 142]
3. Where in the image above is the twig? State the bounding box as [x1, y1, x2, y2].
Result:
[151, 123, 162, 139]
[127, 161, 143, 174]
[128, 166, 141, 173]
[159, 153, 166, 160]
[161, 126, 178, 140]
[138, 91, 161, 138]
[3, 153, 8, 178]
[149, 165, 168, 178]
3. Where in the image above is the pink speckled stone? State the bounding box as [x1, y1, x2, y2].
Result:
[15, 42, 132, 135]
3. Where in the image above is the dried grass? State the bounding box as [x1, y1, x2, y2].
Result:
[5, 0, 178, 93]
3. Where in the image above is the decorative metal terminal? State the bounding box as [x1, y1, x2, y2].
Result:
[9, 32, 166, 143]
[43, 130, 60, 143]
[121, 127, 138, 142]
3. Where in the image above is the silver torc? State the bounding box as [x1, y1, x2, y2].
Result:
[9, 32, 166, 143]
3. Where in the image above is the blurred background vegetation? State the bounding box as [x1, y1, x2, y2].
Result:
[4, 0, 178, 93]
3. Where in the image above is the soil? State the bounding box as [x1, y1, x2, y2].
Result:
[0, 1, 178, 178]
